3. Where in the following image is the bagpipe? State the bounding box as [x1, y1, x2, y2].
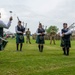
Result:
[39, 22, 47, 37]
[39, 22, 47, 40]
[68, 23, 75, 31]
[39, 22, 47, 32]
[65, 23, 75, 34]
[43, 25, 47, 32]
[9, 10, 27, 32]
[17, 16, 27, 33]
[60, 23, 75, 37]
[16, 15, 28, 40]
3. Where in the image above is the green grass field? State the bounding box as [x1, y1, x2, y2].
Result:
[0, 38, 75, 75]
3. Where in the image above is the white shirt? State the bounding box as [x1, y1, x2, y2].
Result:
[0, 20, 11, 29]
[60, 29, 72, 37]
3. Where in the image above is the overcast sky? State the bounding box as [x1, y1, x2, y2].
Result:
[0, 0, 75, 34]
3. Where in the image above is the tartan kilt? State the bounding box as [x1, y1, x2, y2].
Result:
[16, 34, 24, 43]
[61, 39, 71, 48]
[36, 35, 45, 44]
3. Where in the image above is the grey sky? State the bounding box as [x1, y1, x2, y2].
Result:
[0, 0, 75, 33]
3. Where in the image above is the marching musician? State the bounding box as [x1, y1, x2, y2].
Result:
[36, 23, 46, 52]
[15, 21, 25, 51]
[60, 23, 72, 56]
[0, 13, 13, 50]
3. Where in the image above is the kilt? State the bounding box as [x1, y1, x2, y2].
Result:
[61, 39, 71, 48]
[36, 35, 45, 44]
[16, 34, 24, 43]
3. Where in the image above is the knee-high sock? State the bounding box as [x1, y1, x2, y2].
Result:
[20, 43, 23, 51]
[38, 45, 40, 51]
[67, 48, 69, 55]
[41, 45, 43, 50]
[63, 48, 66, 55]
[40, 45, 43, 52]
[17, 44, 19, 51]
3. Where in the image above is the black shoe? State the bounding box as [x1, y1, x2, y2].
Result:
[38, 45, 40, 52]
[67, 50, 69, 56]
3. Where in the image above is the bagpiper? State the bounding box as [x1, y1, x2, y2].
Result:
[15, 21, 25, 51]
[60, 23, 72, 56]
[36, 22, 46, 52]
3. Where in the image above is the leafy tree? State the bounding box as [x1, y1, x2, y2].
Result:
[46, 26, 59, 33]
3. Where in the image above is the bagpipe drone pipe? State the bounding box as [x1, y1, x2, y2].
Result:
[68, 23, 75, 30]
[17, 16, 27, 33]
[66, 23, 75, 34]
